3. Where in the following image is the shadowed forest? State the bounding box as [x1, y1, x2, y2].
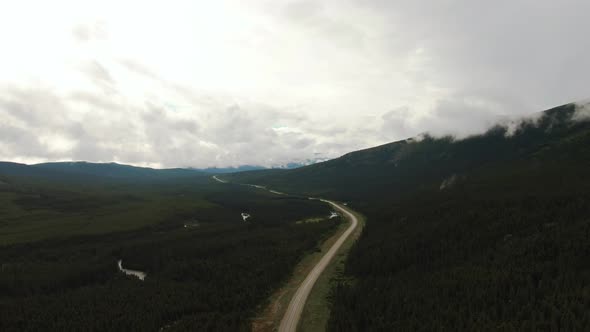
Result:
[229, 103, 590, 331]
[0, 174, 338, 331]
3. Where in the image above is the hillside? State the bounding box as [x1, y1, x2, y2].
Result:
[0, 162, 210, 187]
[33, 161, 205, 179]
[226, 103, 590, 203]
[3, 102, 590, 330]
[227, 102, 590, 330]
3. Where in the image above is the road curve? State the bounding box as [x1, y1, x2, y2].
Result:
[278, 199, 358, 332]
[212, 175, 227, 183]
[211, 176, 359, 331]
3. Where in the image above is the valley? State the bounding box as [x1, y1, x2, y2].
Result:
[2, 102, 590, 330]
[0, 170, 340, 331]
[2, 2, 587, 330]
[228, 102, 590, 330]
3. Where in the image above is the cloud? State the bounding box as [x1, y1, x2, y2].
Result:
[0, 0, 589, 167]
[0, 82, 328, 168]
[119, 59, 161, 81]
[419, 96, 513, 138]
[381, 106, 412, 140]
[574, 100, 590, 121]
[82, 61, 114, 84]
[72, 21, 107, 43]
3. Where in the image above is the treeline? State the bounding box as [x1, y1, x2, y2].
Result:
[328, 163, 590, 331]
[0, 174, 330, 244]
[0, 178, 338, 331]
[223, 103, 590, 330]
[0, 218, 340, 331]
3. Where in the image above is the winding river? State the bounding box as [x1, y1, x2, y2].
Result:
[117, 260, 147, 281]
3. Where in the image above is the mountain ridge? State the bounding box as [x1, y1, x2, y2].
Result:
[224, 102, 590, 204]
[0, 160, 325, 180]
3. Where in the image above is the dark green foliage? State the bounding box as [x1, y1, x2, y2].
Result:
[0, 162, 207, 190]
[227, 104, 590, 203]
[230, 103, 590, 330]
[0, 220, 339, 331]
[0, 174, 330, 244]
[4, 101, 590, 330]
[33, 161, 206, 180]
[0, 174, 336, 331]
[328, 164, 590, 331]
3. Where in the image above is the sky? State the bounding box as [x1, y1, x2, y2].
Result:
[0, 0, 589, 168]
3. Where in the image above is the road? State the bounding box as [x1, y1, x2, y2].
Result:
[211, 176, 359, 332]
[278, 199, 358, 332]
[212, 175, 227, 183]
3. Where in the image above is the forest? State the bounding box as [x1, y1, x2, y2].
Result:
[3, 102, 590, 330]
[230, 103, 590, 330]
[0, 174, 339, 331]
[328, 162, 590, 331]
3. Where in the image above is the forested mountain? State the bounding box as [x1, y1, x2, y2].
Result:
[197, 160, 321, 173]
[0, 161, 77, 179]
[198, 165, 266, 173]
[226, 103, 590, 202]
[0, 162, 207, 186]
[227, 102, 590, 330]
[33, 161, 205, 179]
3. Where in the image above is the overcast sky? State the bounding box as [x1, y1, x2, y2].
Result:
[1, 0, 589, 168]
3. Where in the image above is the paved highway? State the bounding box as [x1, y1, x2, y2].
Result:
[211, 176, 359, 332]
[278, 199, 359, 332]
[212, 175, 227, 183]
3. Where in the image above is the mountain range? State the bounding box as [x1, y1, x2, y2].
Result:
[2, 101, 590, 330]
[0, 160, 321, 182]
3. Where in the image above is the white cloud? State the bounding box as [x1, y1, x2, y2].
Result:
[0, 0, 588, 167]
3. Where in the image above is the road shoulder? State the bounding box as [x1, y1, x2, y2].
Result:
[251, 212, 353, 332]
[298, 207, 365, 332]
